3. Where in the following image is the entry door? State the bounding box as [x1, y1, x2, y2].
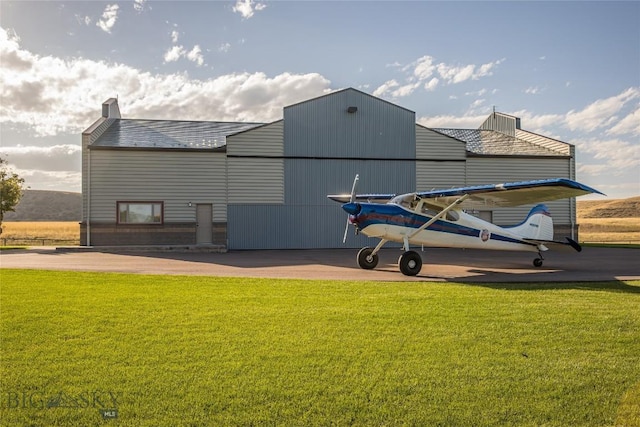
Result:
[196, 204, 213, 245]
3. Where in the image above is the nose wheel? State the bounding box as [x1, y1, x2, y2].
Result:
[357, 247, 379, 269]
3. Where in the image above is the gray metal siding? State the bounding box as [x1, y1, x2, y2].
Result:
[416, 125, 466, 160]
[284, 89, 416, 159]
[227, 158, 284, 204]
[229, 158, 415, 249]
[467, 157, 573, 224]
[226, 120, 284, 156]
[88, 150, 228, 222]
[480, 113, 519, 136]
[416, 161, 466, 191]
[83, 117, 116, 222]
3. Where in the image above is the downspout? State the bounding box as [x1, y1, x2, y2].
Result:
[570, 145, 576, 241]
[87, 147, 91, 246]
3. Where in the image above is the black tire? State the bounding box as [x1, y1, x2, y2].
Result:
[357, 247, 379, 270]
[398, 250, 422, 276]
[533, 258, 543, 267]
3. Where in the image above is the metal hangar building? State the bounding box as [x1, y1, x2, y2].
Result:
[81, 88, 577, 249]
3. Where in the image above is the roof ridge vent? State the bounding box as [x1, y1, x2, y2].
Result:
[102, 98, 121, 119]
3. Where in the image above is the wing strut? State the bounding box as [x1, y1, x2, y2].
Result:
[407, 194, 469, 240]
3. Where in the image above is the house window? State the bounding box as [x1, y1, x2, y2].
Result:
[117, 202, 163, 224]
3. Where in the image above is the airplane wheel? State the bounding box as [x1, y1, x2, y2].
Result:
[398, 251, 422, 276]
[357, 247, 379, 270]
[533, 258, 543, 267]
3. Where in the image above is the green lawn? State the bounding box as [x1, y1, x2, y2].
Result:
[1, 270, 639, 426]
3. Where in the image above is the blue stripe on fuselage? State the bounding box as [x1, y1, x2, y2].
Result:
[352, 203, 533, 246]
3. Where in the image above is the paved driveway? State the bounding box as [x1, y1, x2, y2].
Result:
[1, 246, 638, 283]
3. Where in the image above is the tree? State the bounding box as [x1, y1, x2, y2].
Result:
[0, 157, 26, 236]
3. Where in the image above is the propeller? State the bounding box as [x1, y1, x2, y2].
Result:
[342, 174, 359, 243]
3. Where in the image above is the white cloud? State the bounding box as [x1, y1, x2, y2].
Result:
[163, 45, 185, 63]
[575, 137, 640, 172]
[75, 14, 91, 26]
[412, 55, 436, 80]
[186, 45, 204, 66]
[219, 43, 231, 53]
[374, 55, 504, 98]
[171, 30, 179, 44]
[465, 89, 487, 97]
[372, 79, 399, 97]
[565, 87, 640, 132]
[133, 0, 148, 12]
[233, 0, 267, 19]
[163, 44, 204, 66]
[8, 167, 81, 192]
[424, 77, 439, 91]
[96, 4, 119, 34]
[0, 145, 81, 172]
[607, 106, 640, 136]
[0, 27, 332, 136]
[524, 86, 541, 95]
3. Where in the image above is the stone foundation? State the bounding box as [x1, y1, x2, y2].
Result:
[80, 222, 227, 247]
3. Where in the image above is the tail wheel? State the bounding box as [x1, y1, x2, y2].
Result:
[533, 258, 543, 267]
[398, 251, 422, 276]
[357, 247, 379, 270]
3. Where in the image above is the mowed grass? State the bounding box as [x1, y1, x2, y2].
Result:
[1, 270, 639, 426]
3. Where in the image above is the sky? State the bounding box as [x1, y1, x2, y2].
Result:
[0, 0, 638, 199]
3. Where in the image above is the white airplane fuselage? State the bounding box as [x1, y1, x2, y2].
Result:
[344, 202, 541, 253]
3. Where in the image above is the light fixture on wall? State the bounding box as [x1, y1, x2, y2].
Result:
[347, 106, 358, 113]
[188, 202, 192, 207]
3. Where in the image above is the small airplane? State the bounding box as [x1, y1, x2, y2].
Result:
[328, 176, 604, 276]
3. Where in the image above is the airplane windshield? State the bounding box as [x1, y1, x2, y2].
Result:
[390, 194, 418, 210]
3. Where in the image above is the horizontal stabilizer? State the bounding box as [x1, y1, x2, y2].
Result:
[524, 237, 583, 253]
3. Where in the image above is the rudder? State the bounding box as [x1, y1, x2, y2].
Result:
[506, 204, 554, 240]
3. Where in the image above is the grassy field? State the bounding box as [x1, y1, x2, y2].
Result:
[2, 216, 639, 247]
[578, 217, 640, 243]
[0, 222, 80, 246]
[1, 270, 639, 426]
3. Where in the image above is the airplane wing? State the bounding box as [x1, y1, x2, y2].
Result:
[327, 193, 396, 203]
[416, 178, 604, 208]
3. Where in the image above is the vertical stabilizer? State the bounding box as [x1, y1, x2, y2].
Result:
[506, 204, 554, 240]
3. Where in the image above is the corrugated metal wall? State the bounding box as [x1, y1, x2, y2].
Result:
[284, 89, 416, 159]
[228, 159, 414, 249]
[82, 117, 116, 222]
[479, 113, 520, 136]
[415, 125, 467, 190]
[88, 150, 228, 222]
[227, 121, 284, 156]
[228, 89, 417, 249]
[467, 157, 573, 224]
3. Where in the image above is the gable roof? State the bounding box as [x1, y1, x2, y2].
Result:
[284, 87, 415, 114]
[90, 119, 264, 150]
[431, 128, 568, 157]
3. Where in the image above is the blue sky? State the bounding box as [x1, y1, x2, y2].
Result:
[1, 0, 638, 199]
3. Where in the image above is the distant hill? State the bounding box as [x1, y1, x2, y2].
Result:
[4, 190, 81, 221]
[577, 196, 640, 218]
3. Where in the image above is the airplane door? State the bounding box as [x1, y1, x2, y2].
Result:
[196, 204, 213, 245]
